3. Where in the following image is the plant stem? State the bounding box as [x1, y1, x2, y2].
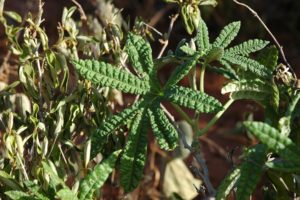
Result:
[194, 62, 208, 129]
[199, 62, 207, 93]
[142, 22, 163, 36]
[71, 0, 87, 22]
[157, 14, 179, 59]
[171, 103, 194, 126]
[188, 66, 197, 91]
[286, 91, 300, 116]
[197, 98, 234, 136]
[16, 154, 29, 180]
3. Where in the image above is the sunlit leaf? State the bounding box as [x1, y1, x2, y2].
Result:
[216, 168, 240, 200]
[79, 150, 121, 200]
[120, 110, 148, 192]
[164, 85, 222, 113]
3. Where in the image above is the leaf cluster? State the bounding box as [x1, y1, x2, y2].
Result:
[1, 0, 300, 199]
[0, 1, 125, 199]
[72, 32, 223, 192]
[214, 21, 300, 200]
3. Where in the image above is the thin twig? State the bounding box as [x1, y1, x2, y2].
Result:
[233, 0, 296, 77]
[58, 143, 68, 166]
[142, 22, 163, 37]
[161, 104, 216, 196]
[197, 98, 234, 136]
[16, 154, 29, 180]
[171, 103, 195, 126]
[36, 0, 44, 25]
[71, 0, 87, 22]
[157, 14, 179, 59]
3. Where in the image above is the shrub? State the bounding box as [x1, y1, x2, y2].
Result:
[0, 0, 299, 199]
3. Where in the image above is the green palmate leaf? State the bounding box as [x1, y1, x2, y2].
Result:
[196, 18, 210, 52]
[222, 54, 270, 78]
[270, 83, 280, 109]
[5, 191, 32, 200]
[175, 39, 191, 57]
[221, 79, 274, 104]
[235, 67, 261, 81]
[218, 59, 238, 80]
[257, 45, 279, 70]
[207, 65, 237, 80]
[91, 100, 144, 158]
[236, 144, 268, 200]
[244, 122, 300, 165]
[125, 32, 154, 75]
[79, 150, 121, 200]
[148, 102, 178, 150]
[224, 39, 269, 56]
[164, 85, 222, 113]
[213, 21, 241, 49]
[72, 59, 150, 94]
[120, 110, 149, 192]
[179, 44, 196, 56]
[216, 168, 241, 200]
[266, 160, 300, 173]
[165, 53, 201, 88]
[205, 47, 224, 63]
[286, 91, 300, 117]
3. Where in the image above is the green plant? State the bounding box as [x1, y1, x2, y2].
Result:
[0, 0, 124, 199]
[71, 13, 274, 197]
[72, 31, 223, 192]
[1, 0, 300, 199]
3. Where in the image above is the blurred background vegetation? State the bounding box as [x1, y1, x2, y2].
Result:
[0, 0, 299, 199]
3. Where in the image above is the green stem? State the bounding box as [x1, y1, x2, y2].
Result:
[192, 66, 197, 91]
[197, 98, 234, 136]
[188, 66, 197, 91]
[171, 103, 194, 127]
[194, 62, 207, 123]
[199, 62, 207, 93]
[286, 91, 300, 116]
